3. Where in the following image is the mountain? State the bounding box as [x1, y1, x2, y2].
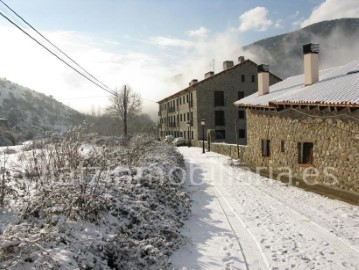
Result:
[243, 18, 359, 79]
[0, 77, 84, 142]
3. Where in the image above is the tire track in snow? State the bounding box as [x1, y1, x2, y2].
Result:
[190, 156, 270, 270]
[211, 185, 270, 270]
[180, 149, 359, 269]
[217, 160, 359, 269]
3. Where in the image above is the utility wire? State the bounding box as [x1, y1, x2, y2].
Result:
[0, 9, 116, 96]
[0, 0, 112, 93]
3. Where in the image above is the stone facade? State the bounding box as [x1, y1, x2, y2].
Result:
[192, 140, 247, 160]
[158, 60, 281, 144]
[243, 108, 359, 193]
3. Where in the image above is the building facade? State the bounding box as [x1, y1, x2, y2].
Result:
[235, 44, 359, 193]
[158, 58, 281, 144]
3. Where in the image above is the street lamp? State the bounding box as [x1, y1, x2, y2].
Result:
[201, 119, 205, 154]
[187, 121, 191, 147]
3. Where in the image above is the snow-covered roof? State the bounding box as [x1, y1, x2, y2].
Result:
[234, 59, 359, 108]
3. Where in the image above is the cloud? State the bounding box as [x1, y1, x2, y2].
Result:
[186, 26, 210, 39]
[150, 28, 256, 93]
[0, 19, 255, 119]
[238, 7, 273, 32]
[274, 19, 283, 28]
[150, 36, 194, 48]
[301, 0, 359, 27]
[0, 25, 173, 117]
[289, 11, 300, 19]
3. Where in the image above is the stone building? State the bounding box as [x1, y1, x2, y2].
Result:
[235, 44, 359, 192]
[157, 58, 281, 144]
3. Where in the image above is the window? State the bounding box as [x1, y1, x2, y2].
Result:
[215, 110, 225, 126]
[186, 94, 189, 103]
[298, 142, 314, 164]
[190, 112, 193, 126]
[252, 75, 255, 83]
[184, 113, 186, 122]
[238, 110, 245, 119]
[241, 74, 245, 82]
[215, 130, 226, 140]
[191, 131, 194, 139]
[187, 112, 190, 122]
[238, 129, 246, 138]
[238, 91, 245, 100]
[261, 139, 270, 157]
[281, 141, 285, 153]
[214, 91, 224, 106]
[180, 114, 183, 122]
[189, 92, 193, 107]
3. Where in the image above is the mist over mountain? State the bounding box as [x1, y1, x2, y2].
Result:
[243, 18, 359, 79]
[0, 77, 84, 141]
[0, 77, 156, 145]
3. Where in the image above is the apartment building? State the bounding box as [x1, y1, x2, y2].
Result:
[157, 57, 281, 144]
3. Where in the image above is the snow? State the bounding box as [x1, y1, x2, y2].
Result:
[0, 136, 191, 269]
[235, 59, 359, 107]
[171, 147, 359, 270]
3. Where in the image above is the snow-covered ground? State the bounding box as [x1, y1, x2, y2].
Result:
[0, 137, 191, 269]
[171, 147, 359, 270]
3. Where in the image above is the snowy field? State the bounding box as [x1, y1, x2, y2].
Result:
[0, 135, 190, 269]
[171, 147, 359, 270]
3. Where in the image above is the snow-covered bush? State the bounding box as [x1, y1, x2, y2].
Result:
[0, 131, 190, 269]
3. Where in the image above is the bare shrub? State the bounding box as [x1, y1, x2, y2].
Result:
[0, 132, 190, 269]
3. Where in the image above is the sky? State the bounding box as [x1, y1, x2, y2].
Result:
[0, 0, 358, 117]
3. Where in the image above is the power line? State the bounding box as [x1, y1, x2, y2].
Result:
[0, 5, 116, 96]
[0, 0, 112, 93]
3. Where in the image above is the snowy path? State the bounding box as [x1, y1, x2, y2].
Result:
[171, 147, 359, 270]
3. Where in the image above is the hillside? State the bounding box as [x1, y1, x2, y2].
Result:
[0, 77, 84, 143]
[244, 18, 359, 79]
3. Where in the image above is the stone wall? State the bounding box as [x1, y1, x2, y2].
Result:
[192, 140, 247, 161]
[244, 108, 359, 193]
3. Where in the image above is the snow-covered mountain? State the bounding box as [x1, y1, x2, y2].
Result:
[244, 18, 359, 79]
[0, 77, 83, 141]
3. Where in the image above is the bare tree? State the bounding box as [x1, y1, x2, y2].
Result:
[108, 85, 142, 137]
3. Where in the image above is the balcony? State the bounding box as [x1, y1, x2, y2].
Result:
[168, 106, 176, 113]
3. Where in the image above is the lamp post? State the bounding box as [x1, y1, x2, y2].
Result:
[187, 121, 191, 147]
[201, 119, 205, 154]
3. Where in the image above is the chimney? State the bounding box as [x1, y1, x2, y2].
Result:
[205, 71, 214, 79]
[223, 60, 234, 70]
[238, 56, 245, 63]
[189, 79, 198, 86]
[303, 43, 319, 85]
[257, 64, 270, 96]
